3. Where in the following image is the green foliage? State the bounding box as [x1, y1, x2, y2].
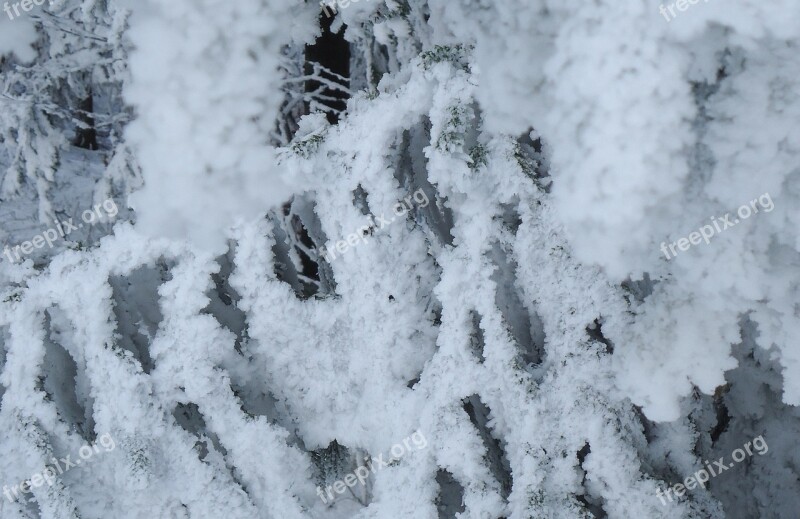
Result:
[436, 105, 471, 152]
[291, 133, 324, 159]
[3, 290, 22, 303]
[512, 141, 536, 179]
[468, 144, 488, 170]
[420, 45, 471, 71]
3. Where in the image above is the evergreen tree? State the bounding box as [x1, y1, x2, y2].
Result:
[0, 1, 798, 517]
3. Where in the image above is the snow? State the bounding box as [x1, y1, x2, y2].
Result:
[0, 16, 37, 63]
[0, 0, 798, 517]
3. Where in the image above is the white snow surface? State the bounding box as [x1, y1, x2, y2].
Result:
[0, 0, 798, 517]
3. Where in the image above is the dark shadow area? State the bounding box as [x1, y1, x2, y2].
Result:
[109, 262, 172, 374]
[463, 394, 513, 499]
[42, 309, 92, 440]
[575, 442, 606, 518]
[435, 469, 466, 518]
[305, 12, 351, 124]
[73, 92, 98, 150]
[487, 242, 546, 368]
[172, 402, 228, 460]
[586, 318, 613, 354]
